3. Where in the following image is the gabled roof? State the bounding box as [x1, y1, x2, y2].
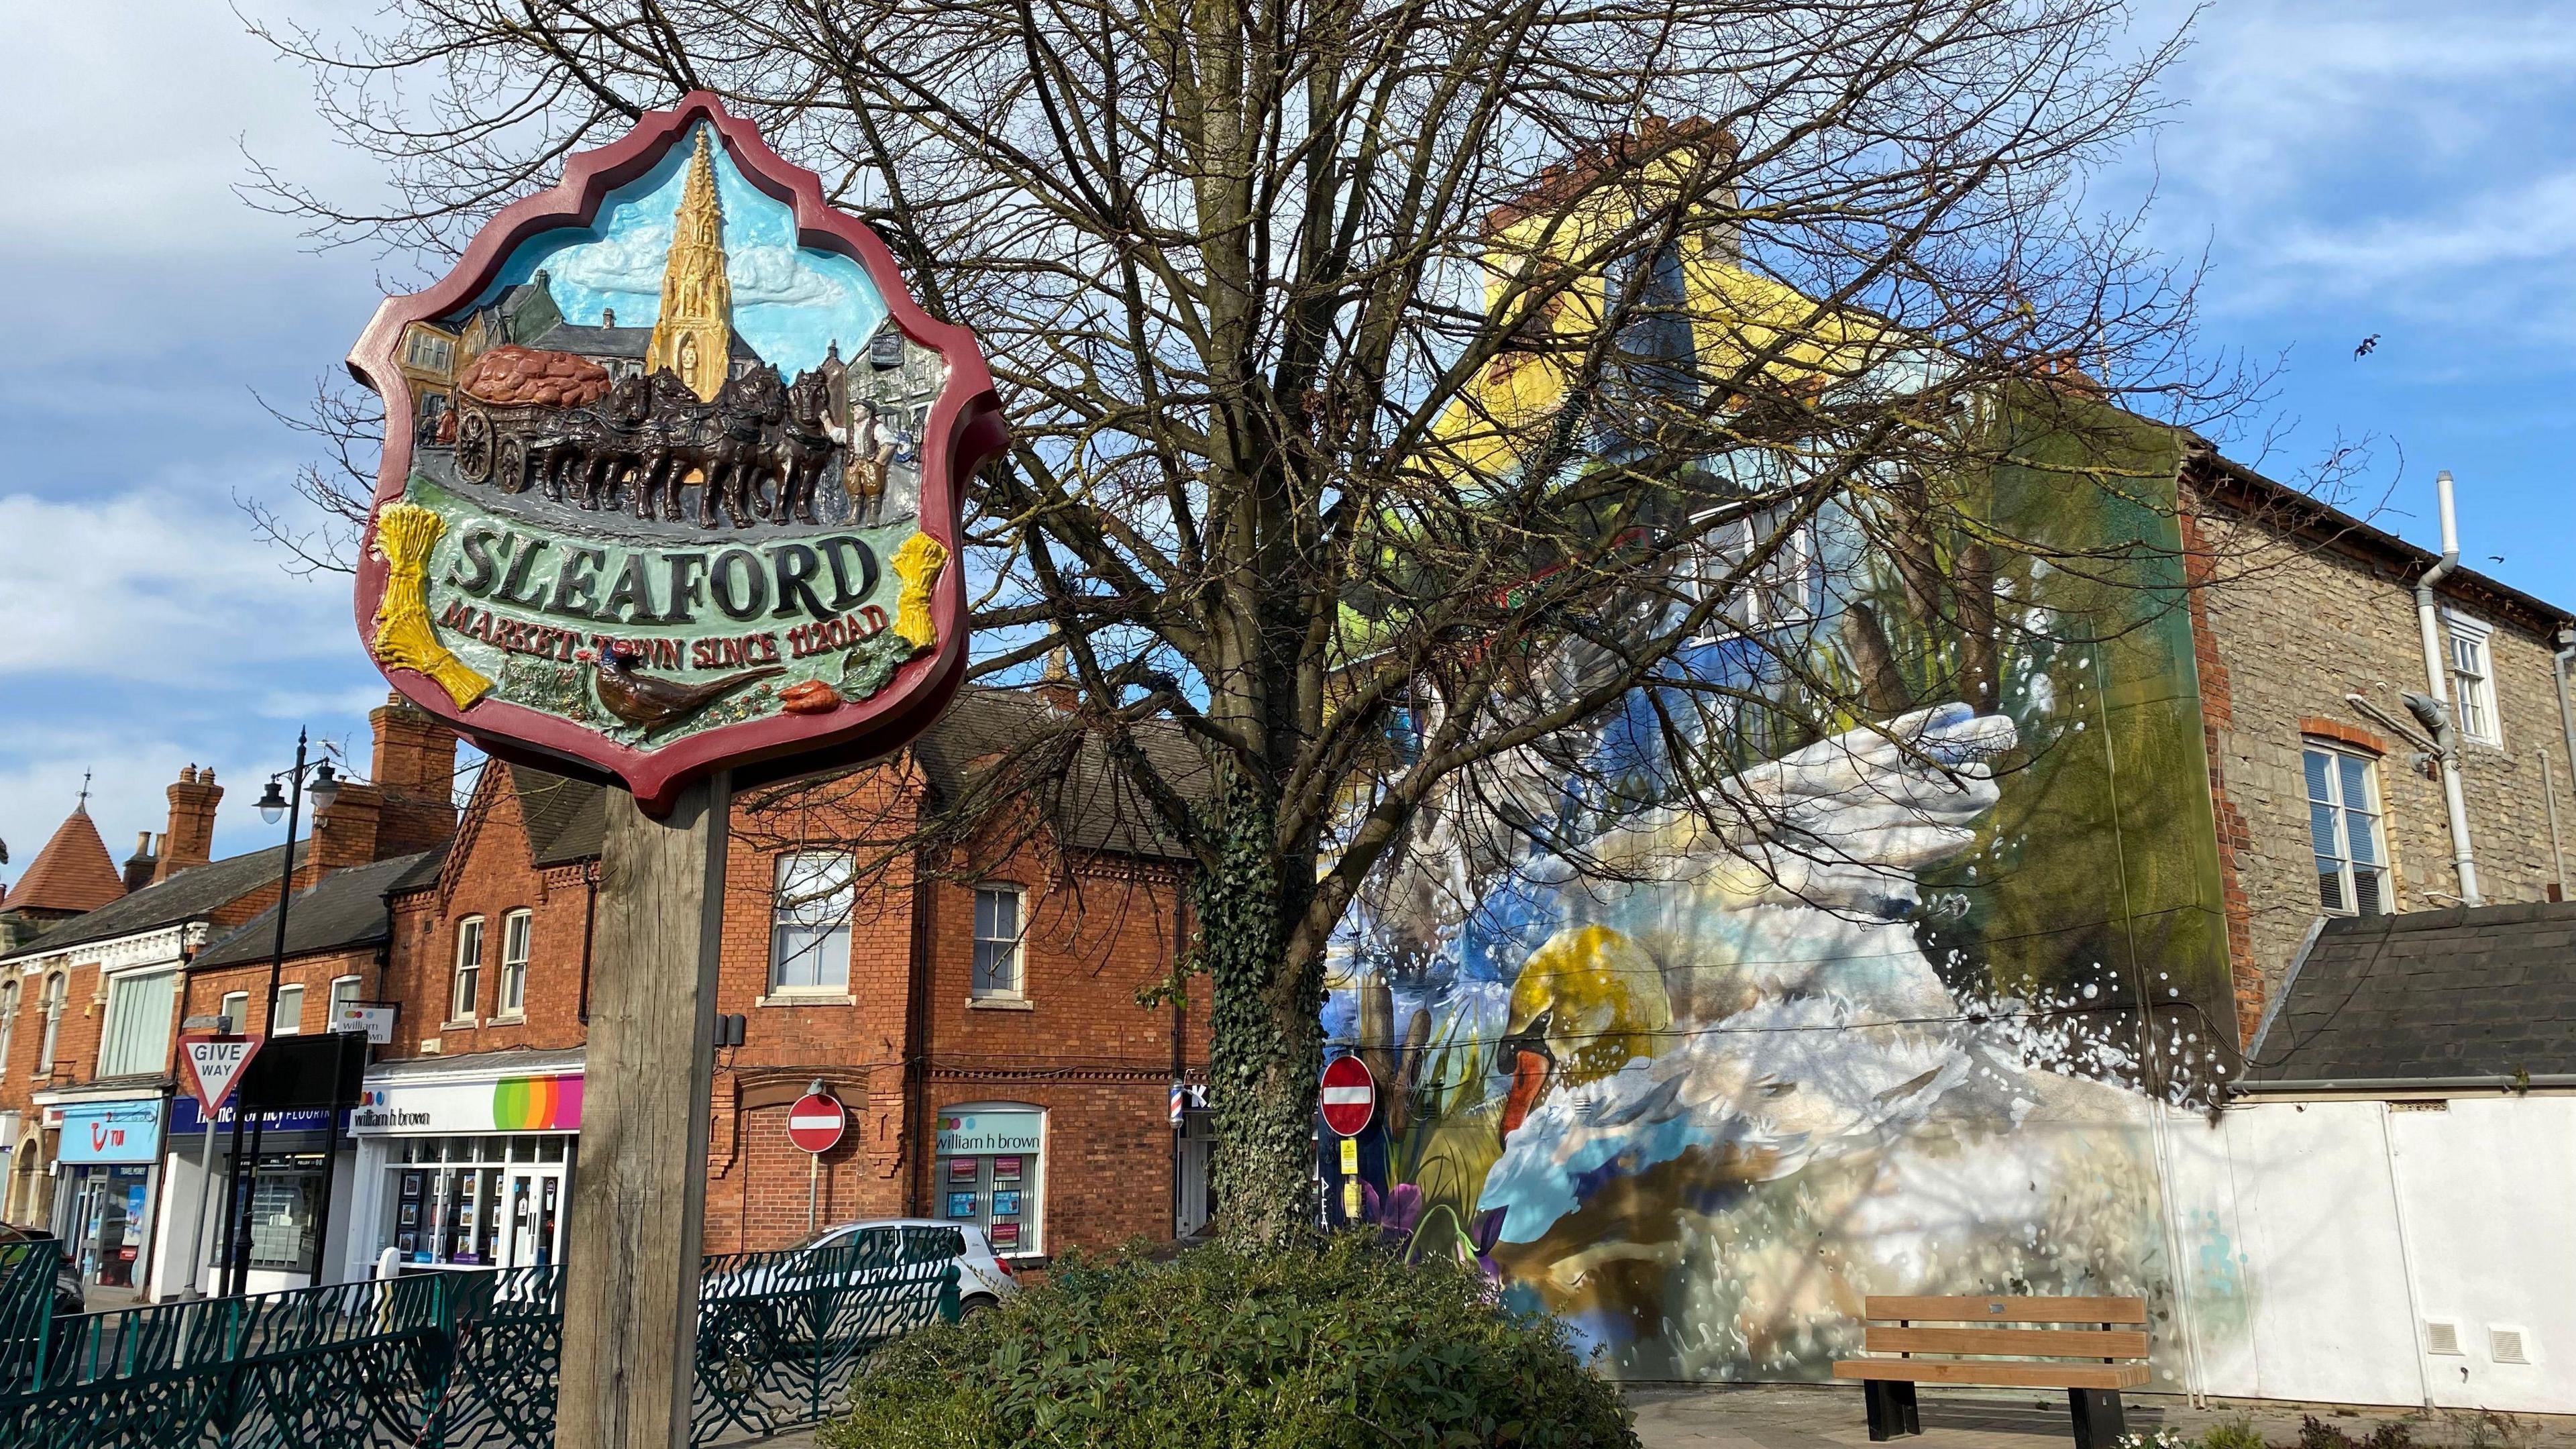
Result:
[5, 804, 127, 916]
[191, 849, 443, 969]
[2241, 902, 2576, 1090]
[3, 842, 307, 962]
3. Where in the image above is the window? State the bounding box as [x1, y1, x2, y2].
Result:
[769, 853, 855, 993]
[35, 973, 66, 1074]
[327, 975, 364, 1032]
[1684, 504, 1817, 641]
[0, 980, 17, 1073]
[2444, 614, 2500, 747]
[97, 969, 178, 1077]
[219, 991, 250, 1036]
[273, 985, 306, 1036]
[935, 1104, 1044, 1255]
[451, 917, 485, 1024]
[973, 887, 1026, 998]
[2306, 745, 2390, 916]
[498, 910, 532, 1018]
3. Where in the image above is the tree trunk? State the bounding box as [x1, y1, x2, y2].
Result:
[1199, 775, 1324, 1245]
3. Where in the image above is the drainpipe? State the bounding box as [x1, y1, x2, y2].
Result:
[2554, 627, 2576, 900]
[2412, 470, 2482, 906]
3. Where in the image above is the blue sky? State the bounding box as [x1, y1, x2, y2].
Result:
[2, 1, 2571, 878]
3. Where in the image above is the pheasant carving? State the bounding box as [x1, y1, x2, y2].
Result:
[588, 641, 779, 733]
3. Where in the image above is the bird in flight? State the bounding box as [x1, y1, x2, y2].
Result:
[2354, 334, 2380, 359]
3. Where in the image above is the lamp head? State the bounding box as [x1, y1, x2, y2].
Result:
[256, 778, 288, 826]
[309, 762, 341, 816]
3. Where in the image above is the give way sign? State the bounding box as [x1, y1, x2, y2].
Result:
[177, 1033, 263, 1116]
[786, 1092, 847, 1155]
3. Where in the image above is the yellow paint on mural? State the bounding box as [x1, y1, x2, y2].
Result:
[370, 504, 494, 708]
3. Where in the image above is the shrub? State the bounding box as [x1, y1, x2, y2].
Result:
[822, 1232, 1638, 1449]
[2200, 1418, 2267, 1449]
[2299, 1415, 2412, 1449]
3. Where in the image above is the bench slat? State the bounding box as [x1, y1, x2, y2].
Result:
[1865, 1326, 2149, 1359]
[1863, 1295, 2147, 1325]
[1833, 1359, 2149, 1391]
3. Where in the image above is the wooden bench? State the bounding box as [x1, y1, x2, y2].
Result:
[1832, 1295, 2150, 1449]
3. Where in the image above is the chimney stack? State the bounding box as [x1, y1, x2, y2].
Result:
[154, 765, 223, 883]
[121, 832, 157, 893]
[368, 694, 461, 857]
[309, 782, 384, 870]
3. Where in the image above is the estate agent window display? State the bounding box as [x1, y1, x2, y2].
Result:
[934, 1103, 1043, 1256]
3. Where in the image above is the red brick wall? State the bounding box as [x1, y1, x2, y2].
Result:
[372, 761, 1205, 1258]
[2181, 507, 2262, 1044]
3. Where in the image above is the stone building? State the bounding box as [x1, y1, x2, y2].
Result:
[2186, 451, 2576, 1040]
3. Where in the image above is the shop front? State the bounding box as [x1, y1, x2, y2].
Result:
[148, 1096, 358, 1298]
[53, 1097, 166, 1294]
[934, 1104, 1044, 1258]
[347, 1054, 583, 1273]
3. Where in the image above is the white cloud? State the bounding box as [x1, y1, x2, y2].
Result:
[0, 487, 349, 685]
[550, 221, 855, 310]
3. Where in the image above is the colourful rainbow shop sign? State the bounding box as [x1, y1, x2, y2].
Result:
[350, 1072, 584, 1135]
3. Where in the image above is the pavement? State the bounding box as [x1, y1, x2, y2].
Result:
[737, 1381, 2576, 1449]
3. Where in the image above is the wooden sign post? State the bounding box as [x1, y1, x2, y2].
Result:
[554, 775, 728, 1449]
[343, 93, 1000, 1449]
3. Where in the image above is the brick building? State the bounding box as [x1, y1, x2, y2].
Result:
[2186, 453, 2576, 1040]
[301, 687, 1207, 1291]
[0, 697, 460, 1296]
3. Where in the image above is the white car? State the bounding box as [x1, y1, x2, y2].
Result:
[716, 1219, 1019, 1316]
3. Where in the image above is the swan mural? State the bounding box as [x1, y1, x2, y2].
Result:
[1327, 425, 2242, 1382]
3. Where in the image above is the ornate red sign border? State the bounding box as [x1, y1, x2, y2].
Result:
[347, 93, 1004, 814]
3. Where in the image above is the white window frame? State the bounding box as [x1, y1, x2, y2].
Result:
[327, 975, 365, 1032]
[768, 852, 855, 996]
[971, 885, 1027, 1000]
[1683, 502, 1818, 643]
[273, 983, 307, 1036]
[35, 972, 66, 1075]
[497, 910, 533, 1020]
[97, 967, 180, 1077]
[0, 979, 18, 1075]
[219, 990, 251, 1037]
[2305, 743, 2392, 918]
[2442, 612, 2501, 748]
[451, 916, 486, 1026]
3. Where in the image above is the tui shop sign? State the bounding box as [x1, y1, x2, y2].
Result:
[347, 93, 1004, 812]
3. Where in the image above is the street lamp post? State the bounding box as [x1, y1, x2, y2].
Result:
[218, 729, 337, 1297]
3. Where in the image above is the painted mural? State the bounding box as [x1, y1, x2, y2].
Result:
[1325, 246, 2244, 1382]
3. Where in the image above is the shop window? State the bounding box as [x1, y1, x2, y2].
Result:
[35, 973, 66, 1075]
[2444, 613, 2500, 747]
[213, 1154, 327, 1275]
[327, 975, 364, 1031]
[972, 887, 1025, 998]
[451, 916, 485, 1024]
[274, 985, 306, 1036]
[2305, 743, 2390, 916]
[498, 910, 533, 1018]
[384, 1132, 574, 1269]
[935, 1103, 1044, 1256]
[770, 852, 855, 993]
[97, 969, 178, 1076]
[219, 990, 250, 1036]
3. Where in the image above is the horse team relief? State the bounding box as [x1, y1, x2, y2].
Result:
[350, 99, 998, 808]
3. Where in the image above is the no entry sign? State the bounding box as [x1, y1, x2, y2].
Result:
[786, 1092, 847, 1155]
[1320, 1055, 1375, 1137]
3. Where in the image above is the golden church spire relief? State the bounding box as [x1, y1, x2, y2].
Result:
[646, 127, 735, 400]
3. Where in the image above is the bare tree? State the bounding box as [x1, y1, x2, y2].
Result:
[250, 0, 2251, 1241]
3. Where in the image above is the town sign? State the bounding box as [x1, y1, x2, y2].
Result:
[347, 94, 1003, 810]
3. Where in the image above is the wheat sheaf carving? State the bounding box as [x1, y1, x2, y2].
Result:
[371, 503, 494, 708]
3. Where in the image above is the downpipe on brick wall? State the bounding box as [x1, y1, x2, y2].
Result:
[2412, 470, 2483, 907]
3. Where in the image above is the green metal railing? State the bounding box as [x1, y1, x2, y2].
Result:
[0, 1227, 961, 1448]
